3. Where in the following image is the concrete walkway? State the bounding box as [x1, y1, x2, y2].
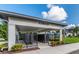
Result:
[18, 43, 79, 54]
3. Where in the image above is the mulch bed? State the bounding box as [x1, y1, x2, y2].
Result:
[0, 47, 40, 54]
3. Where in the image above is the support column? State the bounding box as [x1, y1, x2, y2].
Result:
[8, 23, 16, 51]
[59, 29, 63, 42]
[31, 32, 38, 47]
[44, 32, 47, 43]
[31, 32, 34, 43]
[36, 32, 38, 47]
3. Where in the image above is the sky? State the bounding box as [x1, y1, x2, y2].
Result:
[0, 4, 79, 25]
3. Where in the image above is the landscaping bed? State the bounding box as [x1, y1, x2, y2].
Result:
[0, 47, 40, 54]
[0, 43, 40, 54]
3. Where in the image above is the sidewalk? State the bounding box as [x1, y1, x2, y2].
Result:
[18, 43, 79, 54]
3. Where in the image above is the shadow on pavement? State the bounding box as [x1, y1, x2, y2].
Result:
[68, 49, 79, 54]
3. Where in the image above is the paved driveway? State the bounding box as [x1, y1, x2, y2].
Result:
[18, 43, 79, 54]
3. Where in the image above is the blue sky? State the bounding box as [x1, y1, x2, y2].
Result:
[0, 4, 79, 25]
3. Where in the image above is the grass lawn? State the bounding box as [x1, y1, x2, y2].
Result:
[64, 37, 79, 44]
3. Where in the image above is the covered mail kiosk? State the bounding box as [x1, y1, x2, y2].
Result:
[0, 10, 67, 51]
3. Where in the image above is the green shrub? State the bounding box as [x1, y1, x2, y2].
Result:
[0, 44, 4, 49]
[11, 43, 24, 51]
[0, 43, 8, 51]
[50, 41, 60, 46]
[0, 43, 7, 48]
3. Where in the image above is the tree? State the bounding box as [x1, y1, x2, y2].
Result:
[0, 21, 8, 40]
[73, 26, 79, 37]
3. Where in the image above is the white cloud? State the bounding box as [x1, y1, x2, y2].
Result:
[41, 11, 47, 19]
[47, 4, 56, 8]
[77, 24, 79, 27]
[47, 4, 52, 8]
[65, 24, 76, 29]
[42, 4, 68, 22]
[62, 21, 67, 23]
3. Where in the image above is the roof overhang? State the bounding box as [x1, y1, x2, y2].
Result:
[0, 10, 67, 26]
